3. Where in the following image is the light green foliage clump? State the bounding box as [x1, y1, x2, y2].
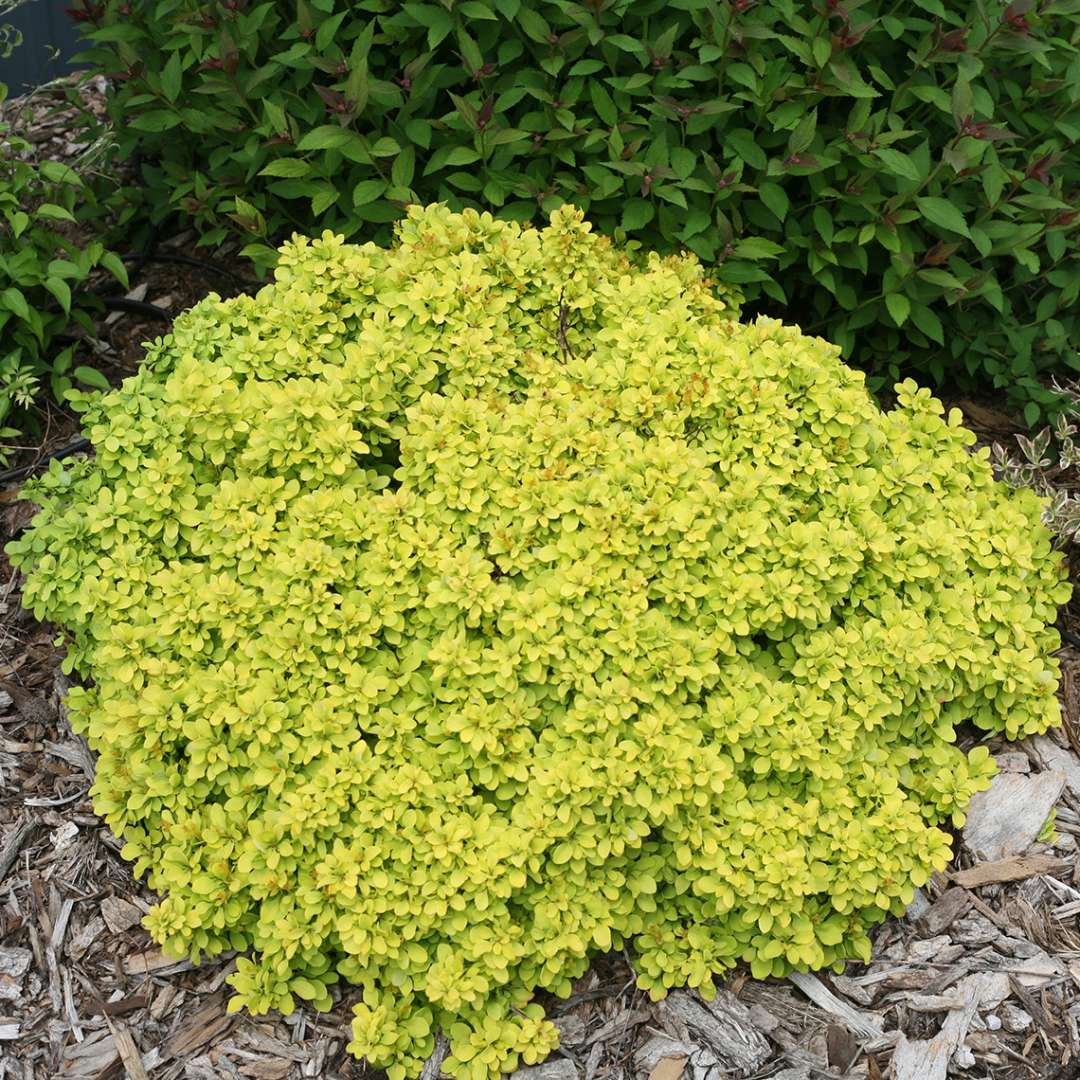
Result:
[8, 205, 1069, 1079]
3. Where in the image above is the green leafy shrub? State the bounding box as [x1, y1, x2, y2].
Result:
[8, 205, 1069, 1079]
[0, 75, 128, 458]
[71, 0, 1080, 411]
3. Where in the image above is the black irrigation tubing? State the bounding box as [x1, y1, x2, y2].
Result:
[101, 296, 173, 323]
[1059, 626, 1080, 651]
[116, 250, 262, 292]
[0, 437, 91, 487]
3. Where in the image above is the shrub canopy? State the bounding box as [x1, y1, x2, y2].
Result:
[73, 0, 1080, 414]
[8, 205, 1069, 1080]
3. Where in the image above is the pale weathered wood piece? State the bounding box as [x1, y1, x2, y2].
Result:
[952, 853, 1069, 888]
[788, 973, 883, 1038]
[1028, 734, 1080, 797]
[962, 770, 1066, 860]
[890, 972, 1005, 1080]
[658, 991, 771, 1076]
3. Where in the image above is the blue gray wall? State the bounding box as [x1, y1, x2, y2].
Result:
[2, 2, 81, 95]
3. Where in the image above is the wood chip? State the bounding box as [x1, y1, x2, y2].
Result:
[1029, 734, 1080, 797]
[1006, 954, 1064, 988]
[0, 947, 31, 981]
[45, 737, 96, 780]
[918, 887, 972, 935]
[952, 853, 1069, 888]
[956, 400, 1015, 432]
[163, 993, 235, 1058]
[647, 1055, 688, 1080]
[635, 1037, 696, 1077]
[962, 770, 1066, 860]
[101, 896, 145, 935]
[150, 983, 180, 1020]
[904, 993, 969, 1013]
[554, 1014, 588, 1047]
[0, 818, 37, 887]
[996, 751, 1031, 773]
[122, 947, 191, 975]
[419, 1032, 450, 1080]
[830, 974, 874, 1007]
[92, 994, 149, 1018]
[826, 1024, 859, 1072]
[889, 972, 1002, 1080]
[659, 991, 772, 1074]
[104, 1014, 151, 1080]
[511, 1061, 579, 1080]
[789, 972, 883, 1037]
[239, 1063, 294, 1080]
[68, 915, 105, 961]
[587, 1007, 649, 1045]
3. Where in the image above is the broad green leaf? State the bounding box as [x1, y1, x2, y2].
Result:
[73, 365, 111, 391]
[298, 126, 364, 153]
[910, 303, 944, 343]
[885, 292, 910, 326]
[460, 0, 497, 16]
[99, 252, 129, 289]
[392, 146, 416, 188]
[352, 179, 389, 207]
[590, 82, 617, 126]
[758, 181, 789, 221]
[725, 129, 766, 169]
[35, 203, 77, 223]
[872, 148, 922, 182]
[38, 160, 80, 185]
[161, 51, 184, 103]
[732, 237, 784, 259]
[1, 287, 30, 321]
[129, 110, 182, 132]
[516, 7, 551, 43]
[916, 196, 971, 238]
[788, 109, 817, 154]
[670, 147, 696, 180]
[370, 137, 400, 157]
[43, 277, 71, 314]
[259, 159, 312, 178]
[812, 206, 834, 245]
[621, 198, 654, 230]
[311, 187, 339, 216]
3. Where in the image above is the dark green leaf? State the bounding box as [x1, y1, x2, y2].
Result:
[621, 198, 655, 230]
[885, 292, 910, 326]
[916, 196, 971, 238]
[352, 179, 389, 207]
[73, 365, 112, 391]
[161, 51, 184, 104]
[872, 148, 922, 182]
[732, 237, 784, 259]
[758, 182, 789, 222]
[260, 159, 312, 178]
[725, 129, 766, 169]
